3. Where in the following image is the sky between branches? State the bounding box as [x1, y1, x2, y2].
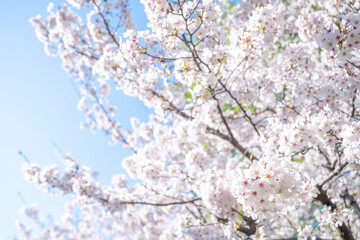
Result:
[0, 1, 150, 238]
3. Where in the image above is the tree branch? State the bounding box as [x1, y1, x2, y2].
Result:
[314, 162, 354, 240]
[91, 0, 120, 47]
[149, 89, 258, 160]
[216, 78, 260, 136]
[98, 197, 201, 207]
[341, 188, 360, 218]
[206, 126, 258, 161]
[317, 162, 348, 189]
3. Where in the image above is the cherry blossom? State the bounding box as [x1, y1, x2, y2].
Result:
[16, 0, 360, 239]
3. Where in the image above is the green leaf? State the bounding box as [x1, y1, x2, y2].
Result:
[311, 5, 321, 11]
[283, 0, 291, 6]
[203, 142, 210, 150]
[189, 82, 197, 90]
[275, 92, 284, 101]
[274, 85, 287, 101]
[291, 155, 305, 163]
[317, 47, 323, 54]
[231, 149, 237, 157]
[275, 41, 284, 52]
[223, 56, 227, 64]
[334, 21, 342, 32]
[263, 59, 269, 67]
[248, 104, 254, 111]
[226, 0, 236, 12]
[222, 103, 232, 112]
[184, 91, 193, 103]
[194, 36, 199, 45]
[204, 91, 212, 100]
[233, 106, 240, 113]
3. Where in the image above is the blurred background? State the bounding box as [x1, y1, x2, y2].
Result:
[0, 1, 149, 238]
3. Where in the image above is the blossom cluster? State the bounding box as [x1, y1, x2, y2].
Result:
[230, 157, 315, 220]
[16, 0, 360, 239]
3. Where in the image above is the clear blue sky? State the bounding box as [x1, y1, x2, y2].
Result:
[0, 1, 149, 238]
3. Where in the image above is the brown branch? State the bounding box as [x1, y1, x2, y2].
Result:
[272, 238, 325, 240]
[315, 186, 354, 240]
[89, 88, 137, 153]
[145, 52, 193, 61]
[216, 78, 260, 136]
[314, 162, 354, 240]
[72, 47, 99, 60]
[212, 91, 258, 161]
[98, 197, 201, 207]
[341, 188, 360, 218]
[215, 211, 256, 236]
[149, 89, 258, 161]
[206, 126, 258, 161]
[91, 0, 120, 47]
[318, 146, 334, 171]
[351, 89, 357, 118]
[347, 60, 360, 69]
[214, 94, 238, 146]
[317, 162, 348, 189]
[185, 0, 202, 20]
[235, 219, 257, 236]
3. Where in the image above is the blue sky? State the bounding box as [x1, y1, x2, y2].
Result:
[0, 1, 149, 238]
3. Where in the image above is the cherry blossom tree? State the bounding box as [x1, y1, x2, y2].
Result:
[16, 0, 360, 239]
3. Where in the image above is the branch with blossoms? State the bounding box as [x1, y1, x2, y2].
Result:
[341, 188, 360, 218]
[21, 0, 360, 239]
[315, 162, 354, 240]
[98, 196, 201, 207]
